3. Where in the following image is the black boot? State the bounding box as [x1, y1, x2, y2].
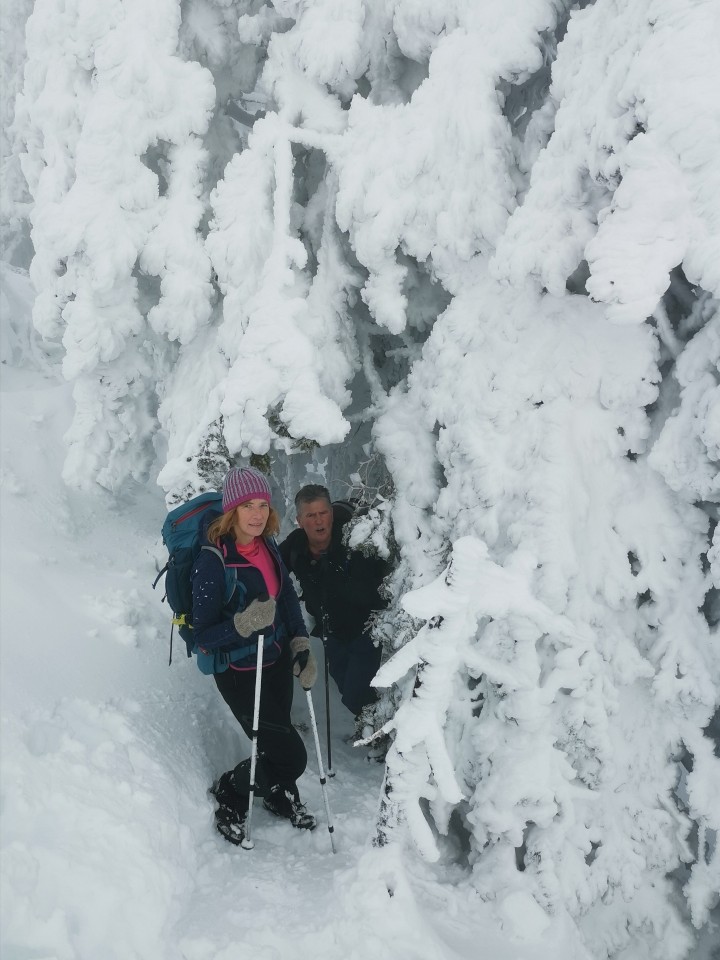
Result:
[263, 784, 316, 830]
[210, 771, 249, 846]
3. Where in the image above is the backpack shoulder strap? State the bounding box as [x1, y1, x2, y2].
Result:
[201, 543, 225, 564]
[200, 543, 238, 606]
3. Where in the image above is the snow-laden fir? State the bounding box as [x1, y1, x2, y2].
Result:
[2, 0, 719, 958]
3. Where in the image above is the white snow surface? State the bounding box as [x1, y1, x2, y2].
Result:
[0, 268, 595, 960]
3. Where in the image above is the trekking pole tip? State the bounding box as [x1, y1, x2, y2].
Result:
[241, 837, 255, 850]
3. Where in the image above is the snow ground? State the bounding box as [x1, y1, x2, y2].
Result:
[0, 266, 593, 960]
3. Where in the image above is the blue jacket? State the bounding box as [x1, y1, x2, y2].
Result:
[191, 521, 307, 675]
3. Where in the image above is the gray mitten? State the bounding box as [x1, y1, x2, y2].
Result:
[233, 597, 276, 638]
[290, 636, 317, 690]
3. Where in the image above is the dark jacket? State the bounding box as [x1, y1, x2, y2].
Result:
[279, 510, 388, 641]
[192, 520, 307, 674]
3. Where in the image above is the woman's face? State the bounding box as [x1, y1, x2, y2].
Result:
[233, 499, 270, 544]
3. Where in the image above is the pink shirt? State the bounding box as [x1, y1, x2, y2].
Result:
[235, 537, 280, 598]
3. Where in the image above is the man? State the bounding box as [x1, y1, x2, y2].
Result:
[279, 484, 388, 719]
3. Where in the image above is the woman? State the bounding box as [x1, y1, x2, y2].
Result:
[192, 466, 318, 845]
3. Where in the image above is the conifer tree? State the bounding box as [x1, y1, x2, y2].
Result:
[10, 1, 719, 954]
[16, 0, 215, 490]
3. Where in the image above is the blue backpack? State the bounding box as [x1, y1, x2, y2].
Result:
[153, 492, 238, 665]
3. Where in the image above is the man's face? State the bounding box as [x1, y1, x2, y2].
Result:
[297, 498, 333, 552]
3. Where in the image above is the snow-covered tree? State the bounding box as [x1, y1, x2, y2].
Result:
[9, 0, 720, 956]
[16, 0, 216, 490]
[373, 275, 717, 959]
[0, 0, 35, 266]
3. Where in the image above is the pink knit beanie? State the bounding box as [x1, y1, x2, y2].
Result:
[222, 466, 272, 513]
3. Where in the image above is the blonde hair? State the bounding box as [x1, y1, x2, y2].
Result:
[206, 504, 280, 544]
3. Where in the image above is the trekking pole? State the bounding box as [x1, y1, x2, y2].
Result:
[241, 631, 265, 851]
[305, 688, 336, 854]
[321, 608, 334, 777]
[323, 639, 334, 778]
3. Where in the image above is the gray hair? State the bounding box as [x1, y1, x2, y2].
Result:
[294, 484, 331, 511]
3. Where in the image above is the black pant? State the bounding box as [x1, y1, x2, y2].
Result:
[214, 644, 307, 798]
[326, 631, 381, 717]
